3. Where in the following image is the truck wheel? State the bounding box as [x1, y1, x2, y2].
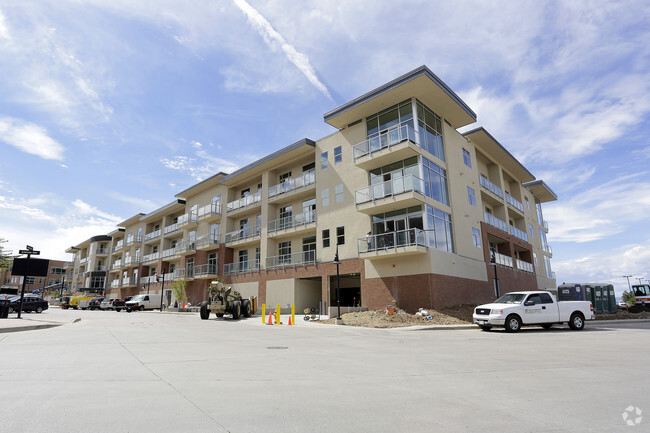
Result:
[478, 325, 492, 331]
[140, 306, 145, 312]
[200, 301, 210, 320]
[505, 315, 521, 333]
[568, 312, 585, 330]
[242, 299, 251, 317]
[232, 300, 241, 320]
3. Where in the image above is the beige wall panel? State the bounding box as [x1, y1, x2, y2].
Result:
[365, 251, 488, 281]
[230, 281, 259, 300]
[294, 279, 322, 311]
[266, 278, 295, 307]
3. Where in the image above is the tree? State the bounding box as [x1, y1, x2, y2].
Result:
[171, 277, 188, 308]
[621, 290, 635, 306]
[0, 238, 13, 271]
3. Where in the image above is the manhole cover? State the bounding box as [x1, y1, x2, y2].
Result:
[267, 346, 288, 350]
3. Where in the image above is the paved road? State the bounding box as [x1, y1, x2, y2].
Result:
[1, 309, 648, 433]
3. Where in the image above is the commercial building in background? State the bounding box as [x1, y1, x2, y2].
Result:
[1, 258, 70, 296]
[66, 66, 556, 313]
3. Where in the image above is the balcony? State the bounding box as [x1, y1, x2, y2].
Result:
[194, 263, 219, 279]
[144, 229, 161, 243]
[113, 240, 125, 253]
[79, 257, 88, 265]
[178, 212, 198, 229]
[480, 175, 504, 199]
[352, 122, 421, 170]
[491, 252, 513, 268]
[140, 275, 158, 285]
[267, 211, 316, 237]
[163, 222, 181, 237]
[93, 265, 107, 272]
[173, 267, 194, 280]
[198, 202, 222, 222]
[95, 248, 109, 255]
[124, 255, 141, 267]
[111, 260, 122, 270]
[543, 244, 553, 255]
[176, 240, 196, 255]
[142, 252, 159, 264]
[516, 259, 534, 273]
[505, 192, 524, 214]
[196, 233, 220, 250]
[357, 228, 428, 259]
[126, 235, 142, 247]
[266, 250, 316, 270]
[543, 220, 549, 232]
[226, 190, 262, 215]
[110, 279, 121, 289]
[268, 170, 316, 203]
[484, 212, 508, 233]
[225, 224, 261, 245]
[224, 260, 260, 275]
[355, 175, 426, 214]
[509, 225, 529, 243]
[162, 246, 180, 259]
[122, 276, 137, 287]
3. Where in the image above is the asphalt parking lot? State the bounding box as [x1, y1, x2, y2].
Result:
[1, 308, 648, 433]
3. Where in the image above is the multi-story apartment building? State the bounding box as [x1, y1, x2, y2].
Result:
[66, 66, 556, 313]
[65, 235, 111, 293]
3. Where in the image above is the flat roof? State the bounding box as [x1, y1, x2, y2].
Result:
[175, 172, 228, 199]
[324, 65, 477, 130]
[522, 180, 558, 203]
[140, 199, 187, 222]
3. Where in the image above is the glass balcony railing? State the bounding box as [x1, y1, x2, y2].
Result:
[144, 229, 161, 242]
[227, 190, 262, 213]
[173, 267, 194, 280]
[268, 170, 315, 199]
[142, 252, 159, 263]
[113, 240, 125, 252]
[267, 211, 316, 233]
[516, 259, 534, 273]
[225, 224, 261, 243]
[124, 255, 141, 267]
[357, 228, 427, 254]
[505, 192, 525, 213]
[140, 275, 158, 285]
[177, 212, 198, 226]
[196, 233, 220, 249]
[111, 260, 122, 270]
[355, 174, 425, 205]
[194, 264, 218, 277]
[352, 121, 419, 160]
[96, 248, 109, 255]
[543, 244, 553, 255]
[198, 202, 222, 219]
[266, 250, 316, 269]
[484, 212, 508, 233]
[111, 279, 121, 288]
[224, 260, 260, 275]
[509, 225, 529, 242]
[164, 222, 179, 235]
[480, 175, 504, 199]
[491, 252, 513, 268]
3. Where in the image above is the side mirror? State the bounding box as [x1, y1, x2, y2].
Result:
[524, 301, 534, 306]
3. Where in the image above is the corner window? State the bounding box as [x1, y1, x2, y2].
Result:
[462, 149, 472, 167]
[321, 151, 328, 169]
[322, 229, 330, 248]
[334, 146, 342, 164]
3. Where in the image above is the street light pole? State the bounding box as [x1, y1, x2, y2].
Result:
[157, 272, 165, 311]
[491, 252, 500, 298]
[333, 244, 341, 321]
[623, 275, 633, 291]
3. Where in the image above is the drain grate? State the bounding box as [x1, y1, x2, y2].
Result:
[266, 346, 288, 350]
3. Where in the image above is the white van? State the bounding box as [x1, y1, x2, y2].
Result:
[125, 294, 162, 312]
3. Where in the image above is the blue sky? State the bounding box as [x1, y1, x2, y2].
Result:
[1, 0, 649, 294]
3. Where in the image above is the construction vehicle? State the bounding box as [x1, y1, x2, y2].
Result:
[627, 284, 650, 313]
[200, 280, 256, 320]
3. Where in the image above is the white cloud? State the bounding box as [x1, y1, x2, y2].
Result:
[0, 117, 65, 161]
[160, 150, 243, 182]
[0, 8, 10, 40]
[231, 0, 332, 100]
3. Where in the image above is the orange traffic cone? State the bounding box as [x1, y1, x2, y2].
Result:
[267, 311, 273, 325]
[288, 316, 293, 326]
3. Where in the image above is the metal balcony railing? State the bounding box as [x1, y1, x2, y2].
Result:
[142, 252, 159, 263]
[484, 212, 508, 233]
[225, 224, 261, 244]
[194, 263, 218, 277]
[267, 211, 316, 233]
[352, 121, 419, 160]
[224, 260, 260, 275]
[144, 229, 161, 242]
[140, 275, 158, 285]
[227, 190, 262, 213]
[357, 228, 427, 254]
[509, 225, 529, 242]
[516, 259, 534, 273]
[355, 174, 425, 205]
[491, 252, 513, 268]
[198, 202, 222, 219]
[113, 240, 125, 252]
[164, 222, 179, 235]
[111, 260, 122, 270]
[268, 170, 316, 199]
[543, 244, 553, 255]
[110, 279, 121, 288]
[505, 192, 525, 213]
[480, 175, 504, 199]
[266, 250, 316, 269]
[178, 212, 198, 226]
[124, 255, 141, 267]
[96, 248, 109, 255]
[173, 267, 194, 279]
[161, 246, 179, 259]
[176, 240, 196, 254]
[196, 233, 220, 249]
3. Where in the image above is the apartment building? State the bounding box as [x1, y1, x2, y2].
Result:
[66, 66, 556, 313]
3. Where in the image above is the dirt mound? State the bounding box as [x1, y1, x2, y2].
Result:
[317, 305, 475, 328]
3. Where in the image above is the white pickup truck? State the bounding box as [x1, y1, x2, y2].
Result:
[473, 291, 594, 332]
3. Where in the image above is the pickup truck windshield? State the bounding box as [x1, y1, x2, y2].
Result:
[494, 293, 526, 304]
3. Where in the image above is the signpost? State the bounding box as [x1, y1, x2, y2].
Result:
[11, 245, 48, 319]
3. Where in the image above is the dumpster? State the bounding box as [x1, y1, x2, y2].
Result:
[0, 298, 10, 319]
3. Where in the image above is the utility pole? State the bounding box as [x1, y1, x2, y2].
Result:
[623, 275, 633, 292]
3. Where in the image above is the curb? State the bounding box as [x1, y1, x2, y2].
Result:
[0, 317, 80, 334]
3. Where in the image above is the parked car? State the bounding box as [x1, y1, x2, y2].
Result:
[126, 294, 162, 312]
[8, 295, 49, 314]
[100, 298, 125, 312]
[88, 297, 105, 310]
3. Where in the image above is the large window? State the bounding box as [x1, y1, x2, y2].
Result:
[366, 100, 413, 139]
[426, 205, 454, 253]
[422, 157, 448, 205]
[416, 100, 444, 161]
[279, 241, 291, 263]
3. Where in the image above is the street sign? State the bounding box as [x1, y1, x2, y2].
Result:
[18, 249, 40, 255]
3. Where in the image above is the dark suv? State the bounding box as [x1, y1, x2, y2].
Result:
[88, 297, 104, 310]
[8, 296, 49, 313]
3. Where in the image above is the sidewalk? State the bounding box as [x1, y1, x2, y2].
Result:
[0, 312, 75, 334]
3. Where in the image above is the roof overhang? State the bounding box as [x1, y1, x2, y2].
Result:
[220, 139, 316, 187]
[323, 65, 476, 130]
[140, 199, 187, 222]
[523, 180, 558, 203]
[463, 127, 535, 183]
[117, 214, 145, 228]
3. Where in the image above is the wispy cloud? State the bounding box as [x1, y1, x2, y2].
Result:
[0, 117, 65, 161]
[160, 149, 244, 182]
[231, 0, 332, 100]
